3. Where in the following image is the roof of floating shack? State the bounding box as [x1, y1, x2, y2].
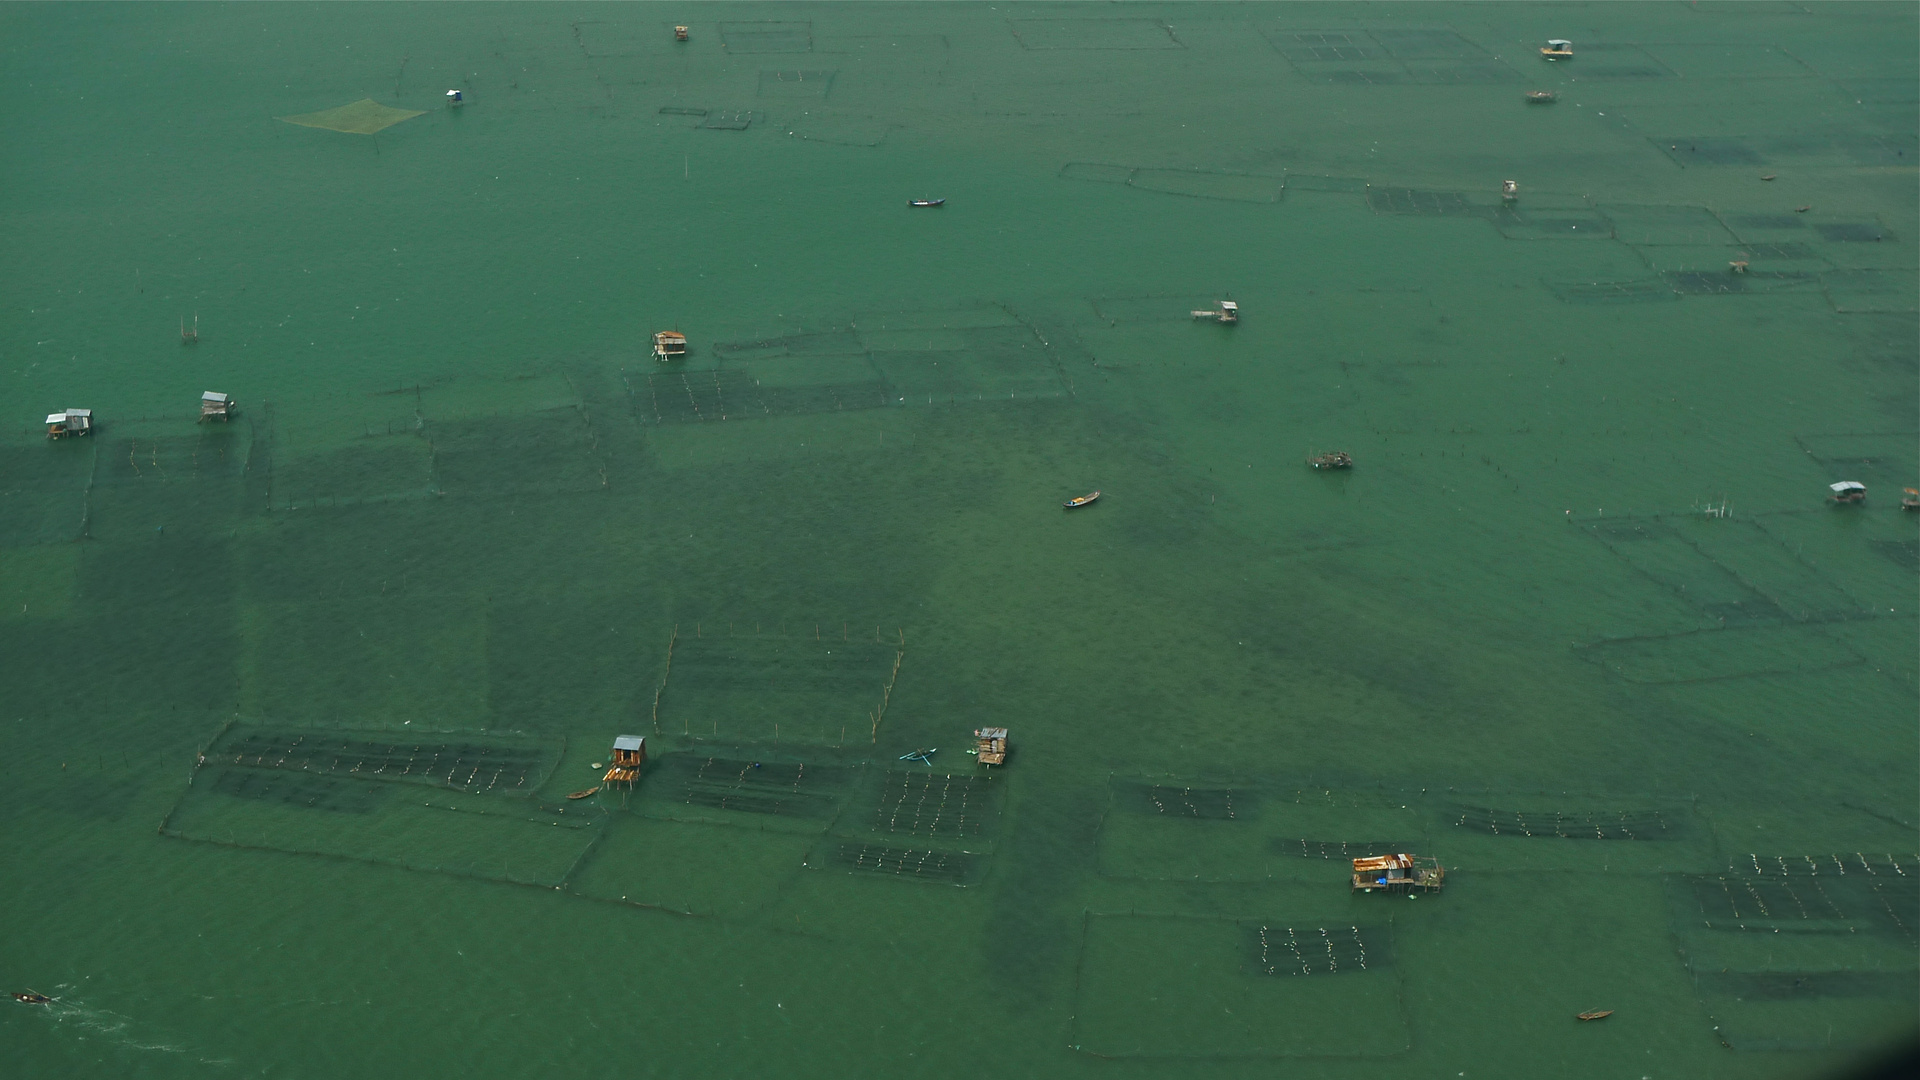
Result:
[1353, 853, 1414, 873]
[612, 735, 645, 751]
[1831, 481, 1866, 492]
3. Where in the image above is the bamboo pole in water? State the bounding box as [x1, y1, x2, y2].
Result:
[652, 625, 678, 735]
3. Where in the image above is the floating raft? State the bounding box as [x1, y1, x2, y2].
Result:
[653, 331, 687, 362]
[45, 409, 92, 440]
[973, 726, 1008, 766]
[1352, 853, 1445, 893]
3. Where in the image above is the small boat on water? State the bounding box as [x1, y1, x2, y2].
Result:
[1576, 1010, 1613, 1022]
[909, 198, 945, 208]
[1525, 90, 1557, 103]
[566, 787, 599, 800]
[1064, 491, 1100, 509]
[1829, 481, 1866, 505]
[1901, 487, 1919, 511]
[12, 992, 52, 1004]
[1541, 39, 1573, 60]
[1309, 451, 1353, 470]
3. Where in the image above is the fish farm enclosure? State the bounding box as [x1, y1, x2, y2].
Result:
[0, 3, 1914, 1078]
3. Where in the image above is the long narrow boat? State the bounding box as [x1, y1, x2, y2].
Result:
[12, 992, 52, 1004]
[1576, 1010, 1613, 1021]
[909, 198, 945, 207]
[566, 787, 600, 800]
[1064, 491, 1100, 509]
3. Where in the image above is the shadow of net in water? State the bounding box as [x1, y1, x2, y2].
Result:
[209, 765, 388, 813]
[639, 753, 857, 823]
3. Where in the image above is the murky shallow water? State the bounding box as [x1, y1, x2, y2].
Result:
[1, 3, 1915, 1077]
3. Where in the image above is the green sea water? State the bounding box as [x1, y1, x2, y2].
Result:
[2, 2, 1916, 1076]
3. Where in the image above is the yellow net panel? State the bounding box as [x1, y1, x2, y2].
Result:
[278, 98, 425, 135]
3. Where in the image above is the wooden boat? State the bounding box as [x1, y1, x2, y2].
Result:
[1900, 487, 1918, 510]
[1309, 451, 1353, 470]
[908, 198, 945, 207]
[1525, 91, 1557, 103]
[1540, 39, 1573, 59]
[1576, 1010, 1613, 1022]
[1829, 481, 1866, 505]
[12, 992, 51, 1004]
[1191, 300, 1238, 323]
[566, 787, 599, 800]
[1063, 491, 1100, 509]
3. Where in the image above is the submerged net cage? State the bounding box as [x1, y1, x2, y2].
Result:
[1452, 805, 1680, 840]
[808, 839, 979, 886]
[1247, 923, 1390, 976]
[0, 441, 94, 547]
[565, 814, 818, 918]
[1100, 777, 1439, 882]
[1668, 854, 1918, 1050]
[161, 723, 595, 887]
[1265, 27, 1516, 84]
[1576, 624, 1861, 684]
[866, 769, 999, 838]
[213, 729, 553, 792]
[1072, 912, 1407, 1058]
[1008, 18, 1181, 50]
[650, 628, 903, 746]
[632, 311, 1070, 423]
[1579, 513, 1863, 625]
[1130, 783, 1248, 819]
[1272, 838, 1422, 861]
[1546, 278, 1681, 304]
[718, 20, 812, 54]
[643, 752, 859, 825]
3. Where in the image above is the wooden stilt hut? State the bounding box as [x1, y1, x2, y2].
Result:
[603, 735, 646, 789]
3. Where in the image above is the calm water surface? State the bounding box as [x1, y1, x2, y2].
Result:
[2, 3, 1915, 1077]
